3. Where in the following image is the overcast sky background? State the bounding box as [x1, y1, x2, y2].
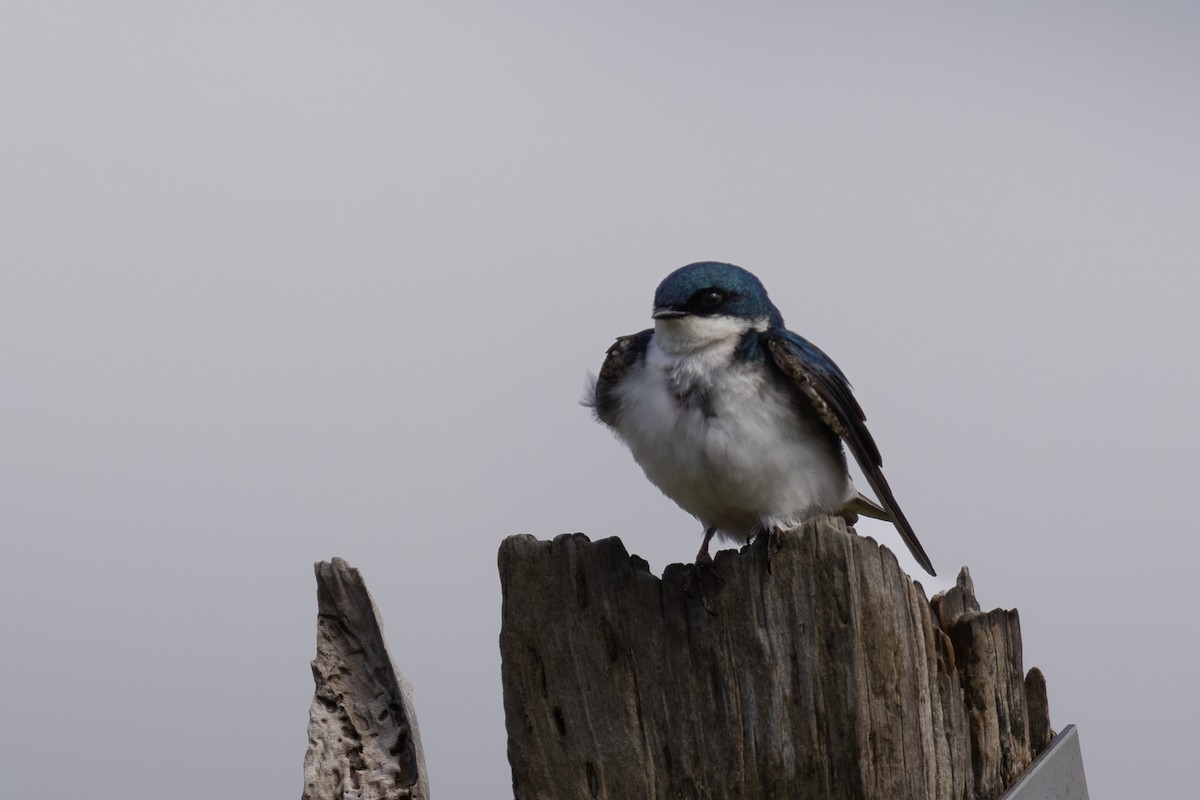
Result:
[3, 3, 1197, 798]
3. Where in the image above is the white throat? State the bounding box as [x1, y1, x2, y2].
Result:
[653, 314, 768, 356]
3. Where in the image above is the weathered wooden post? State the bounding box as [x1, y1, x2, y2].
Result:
[498, 517, 1059, 800]
[302, 558, 428, 800]
[300, 519, 1087, 799]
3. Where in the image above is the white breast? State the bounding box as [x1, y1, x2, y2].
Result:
[612, 317, 853, 541]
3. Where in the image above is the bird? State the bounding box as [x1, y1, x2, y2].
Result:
[586, 261, 936, 576]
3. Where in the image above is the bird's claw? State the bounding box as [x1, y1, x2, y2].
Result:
[686, 526, 725, 613]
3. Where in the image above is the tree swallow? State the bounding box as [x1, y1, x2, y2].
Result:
[586, 261, 936, 576]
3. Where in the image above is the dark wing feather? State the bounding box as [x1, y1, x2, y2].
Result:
[586, 329, 653, 428]
[764, 330, 936, 576]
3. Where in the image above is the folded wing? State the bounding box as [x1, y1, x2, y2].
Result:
[764, 330, 936, 576]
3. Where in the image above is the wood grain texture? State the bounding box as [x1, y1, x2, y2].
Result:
[302, 558, 428, 800]
[499, 518, 1051, 800]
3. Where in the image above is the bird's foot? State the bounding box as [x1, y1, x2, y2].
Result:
[686, 527, 724, 614]
[751, 525, 779, 574]
[696, 526, 718, 566]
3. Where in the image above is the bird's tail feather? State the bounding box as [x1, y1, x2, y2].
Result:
[842, 493, 891, 522]
[841, 491, 937, 577]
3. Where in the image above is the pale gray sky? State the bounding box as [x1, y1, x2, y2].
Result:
[2, 3, 1197, 798]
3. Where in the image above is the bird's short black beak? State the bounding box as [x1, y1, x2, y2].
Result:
[652, 307, 688, 320]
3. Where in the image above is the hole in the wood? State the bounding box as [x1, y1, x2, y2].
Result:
[586, 760, 600, 797]
[552, 706, 567, 737]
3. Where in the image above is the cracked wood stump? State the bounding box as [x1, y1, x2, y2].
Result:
[499, 516, 1053, 800]
[302, 558, 428, 800]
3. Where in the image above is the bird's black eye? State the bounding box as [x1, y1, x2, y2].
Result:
[696, 289, 726, 311]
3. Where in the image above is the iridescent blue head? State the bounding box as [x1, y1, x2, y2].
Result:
[652, 262, 783, 327]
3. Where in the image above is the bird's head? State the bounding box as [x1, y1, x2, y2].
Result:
[652, 262, 783, 327]
[649, 262, 783, 355]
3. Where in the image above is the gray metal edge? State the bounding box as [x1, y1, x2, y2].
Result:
[1000, 724, 1090, 800]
